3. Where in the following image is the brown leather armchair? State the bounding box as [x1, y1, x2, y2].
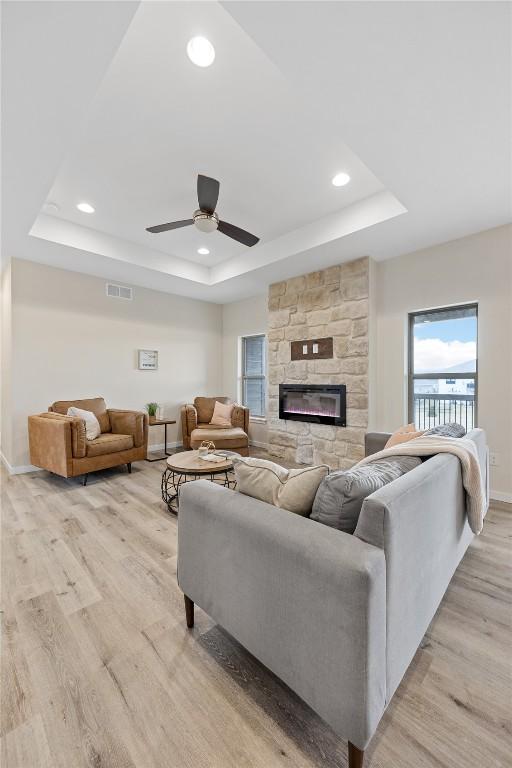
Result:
[28, 397, 148, 484]
[181, 396, 249, 456]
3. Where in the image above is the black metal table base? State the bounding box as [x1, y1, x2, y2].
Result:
[146, 421, 173, 462]
[161, 467, 236, 514]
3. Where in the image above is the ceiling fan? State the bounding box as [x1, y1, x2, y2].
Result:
[146, 174, 259, 247]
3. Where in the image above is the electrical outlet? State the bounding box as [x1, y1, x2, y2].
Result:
[489, 452, 499, 467]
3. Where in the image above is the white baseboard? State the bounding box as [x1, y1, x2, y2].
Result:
[2, 442, 184, 475]
[1, 451, 43, 475]
[148, 440, 183, 453]
[249, 440, 269, 450]
[490, 490, 512, 504]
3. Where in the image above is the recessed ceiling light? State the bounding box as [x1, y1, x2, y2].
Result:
[197, 247, 210, 255]
[76, 202, 95, 213]
[187, 36, 215, 68]
[44, 201, 60, 214]
[332, 172, 351, 187]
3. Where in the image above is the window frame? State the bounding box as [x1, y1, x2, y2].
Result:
[407, 302, 478, 428]
[240, 333, 267, 419]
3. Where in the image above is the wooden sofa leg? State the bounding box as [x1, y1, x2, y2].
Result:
[184, 595, 194, 628]
[127, 462, 132, 474]
[348, 742, 364, 768]
[82, 474, 88, 486]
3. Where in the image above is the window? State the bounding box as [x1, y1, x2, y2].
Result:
[241, 334, 266, 418]
[408, 304, 477, 431]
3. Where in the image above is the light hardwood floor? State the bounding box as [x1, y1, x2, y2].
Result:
[1, 456, 511, 768]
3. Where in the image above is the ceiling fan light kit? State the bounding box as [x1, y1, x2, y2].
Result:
[193, 209, 219, 233]
[146, 174, 259, 247]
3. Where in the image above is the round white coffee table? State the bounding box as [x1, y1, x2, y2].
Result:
[161, 450, 235, 514]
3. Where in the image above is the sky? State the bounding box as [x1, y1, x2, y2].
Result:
[414, 316, 477, 373]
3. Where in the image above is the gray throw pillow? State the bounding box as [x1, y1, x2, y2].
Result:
[310, 456, 421, 534]
[424, 422, 466, 438]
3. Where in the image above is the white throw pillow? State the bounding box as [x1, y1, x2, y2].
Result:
[232, 456, 329, 516]
[210, 401, 234, 427]
[67, 407, 101, 440]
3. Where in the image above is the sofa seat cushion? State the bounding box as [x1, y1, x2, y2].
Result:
[86, 433, 133, 457]
[194, 422, 232, 430]
[311, 456, 421, 534]
[190, 427, 247, 447]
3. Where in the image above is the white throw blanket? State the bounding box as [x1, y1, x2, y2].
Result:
[356, 435, 487, 534]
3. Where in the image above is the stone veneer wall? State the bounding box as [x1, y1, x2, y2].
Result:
[267, 257, 369, 469]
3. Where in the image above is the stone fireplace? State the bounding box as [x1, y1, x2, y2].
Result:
[267, 257, 370, 469]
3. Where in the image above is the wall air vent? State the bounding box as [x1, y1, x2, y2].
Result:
[106, 282, 133, 300]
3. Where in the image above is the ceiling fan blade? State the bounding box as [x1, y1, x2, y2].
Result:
[197, 174, 220, 214]
[146, 219, 193, 234]
[218, 220, 259, 247]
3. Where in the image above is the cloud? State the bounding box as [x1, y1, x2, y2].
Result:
[414, 338, 476, 373]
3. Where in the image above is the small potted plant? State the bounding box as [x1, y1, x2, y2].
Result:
[146, 402, 159, 422]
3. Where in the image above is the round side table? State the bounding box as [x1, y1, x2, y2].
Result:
[161, 450, 235, 514]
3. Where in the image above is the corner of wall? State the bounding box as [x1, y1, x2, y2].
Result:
[367, 256, 378, 432]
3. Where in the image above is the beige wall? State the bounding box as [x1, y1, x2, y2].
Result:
[4, 225, 512, 498]
[9, 259, 223, 467]
[222, 294, 268, 446]
[374, 224, 512, 498]
[1, 261, 13, 464]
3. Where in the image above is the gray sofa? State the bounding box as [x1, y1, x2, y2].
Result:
[177, 429, 488, 767]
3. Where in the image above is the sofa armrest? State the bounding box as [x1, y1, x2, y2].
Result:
[108, 409, 148, 448]
[178, 481, 386, 749]
[231, 404, 249, 432]
[364, 432, 391, 457]
[355, 451, 474, 703]
[181, 404, 197, 449]
[28, 413, 77, 475]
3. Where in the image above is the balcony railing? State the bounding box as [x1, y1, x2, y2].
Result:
[413, 393, 475, 432]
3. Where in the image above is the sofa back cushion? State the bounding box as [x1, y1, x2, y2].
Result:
[311, 456, 421, 534]
[50, 397, 111, 433]
[194, 396, 230, 424]
[233, 455, 329, 516]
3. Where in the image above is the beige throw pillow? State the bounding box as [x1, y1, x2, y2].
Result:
[210, 401, 234, 427]
[385, 423, 424, 448]
[233, 456, 329, 516]
[67, 406, 101, 440]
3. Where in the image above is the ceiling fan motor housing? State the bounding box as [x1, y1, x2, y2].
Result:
[193, 209, 219, 233]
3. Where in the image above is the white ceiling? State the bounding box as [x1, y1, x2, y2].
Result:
[3, 1, 511, 303]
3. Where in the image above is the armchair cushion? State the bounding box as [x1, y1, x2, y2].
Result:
[67, 407, 100, 440]
[108, 409, 147, 448]
[194, 396, 230, 424]
[86, 433, 133, 457]
[210, 401, 234, 427]
[50, 397, 111, 433]
[190, 426, 248, 449]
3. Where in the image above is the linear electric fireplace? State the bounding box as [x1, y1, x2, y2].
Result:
[279, 384, 346, 426]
